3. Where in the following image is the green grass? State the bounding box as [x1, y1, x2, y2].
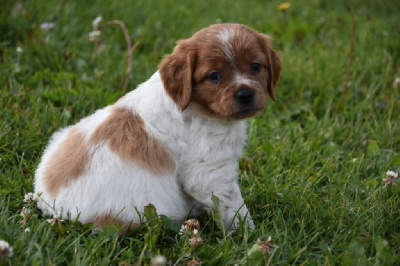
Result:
[1, 0, 399, 264]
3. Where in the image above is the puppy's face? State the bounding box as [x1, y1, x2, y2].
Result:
[159, 23, 281, 119]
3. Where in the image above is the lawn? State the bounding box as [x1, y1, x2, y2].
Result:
[1, 0, 399, 264]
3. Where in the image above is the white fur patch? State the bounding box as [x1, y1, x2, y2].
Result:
[217, 27, 234, 44]
[217, 28, 235, 65]
[235, 73, 254, 86]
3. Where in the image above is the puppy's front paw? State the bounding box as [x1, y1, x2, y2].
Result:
[245, 217, 255, 230]
[223, 206, 255, 230]
[229, 215, 255, 230]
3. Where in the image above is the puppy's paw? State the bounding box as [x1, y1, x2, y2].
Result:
[245, 217, 255, 230]
[229, 216, 255, 230]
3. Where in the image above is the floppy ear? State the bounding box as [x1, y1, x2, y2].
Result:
[257, 34, 282, 101]
[159, 40, 196, 111]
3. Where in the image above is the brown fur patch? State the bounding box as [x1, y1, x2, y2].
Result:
[89, 107, 175, 174]
[255, 33, 282, 101]
[159, 41, 195, 111]
[44, 127, 89, 197]
[93, 214, 139, 233]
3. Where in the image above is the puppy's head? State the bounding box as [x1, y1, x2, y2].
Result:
[159, 23, 281, 119]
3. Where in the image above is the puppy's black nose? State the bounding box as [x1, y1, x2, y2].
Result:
[235, 88, 254, 104]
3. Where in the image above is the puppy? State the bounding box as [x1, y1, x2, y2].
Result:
[34, 23, 281, 230]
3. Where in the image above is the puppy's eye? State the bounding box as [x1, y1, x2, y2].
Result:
[251, 62, 262, 73]
[209, 71, 222, 82]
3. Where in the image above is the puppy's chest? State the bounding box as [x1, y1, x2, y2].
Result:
[181, 117, 247, 160]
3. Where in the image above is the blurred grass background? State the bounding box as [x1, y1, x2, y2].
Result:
[0, 0, 399, 264]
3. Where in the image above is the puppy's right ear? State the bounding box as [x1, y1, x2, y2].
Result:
[159, 40, 196, 111]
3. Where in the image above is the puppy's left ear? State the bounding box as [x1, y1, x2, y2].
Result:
[258, 34, 282, 101]
[159, 40, 196, 111]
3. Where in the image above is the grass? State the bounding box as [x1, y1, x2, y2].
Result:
[1, 0, 399, 264]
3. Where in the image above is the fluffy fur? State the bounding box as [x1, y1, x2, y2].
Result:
[34, 23, 281, 230]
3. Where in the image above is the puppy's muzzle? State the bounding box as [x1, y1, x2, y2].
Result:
[233, 87, 263, 118]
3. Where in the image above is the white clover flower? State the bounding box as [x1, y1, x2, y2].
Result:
[47, 212, 64, 225]
[386, 171, 398, 179]
[24, 228, 31, 233]
[16, 47, 23, 53]
[92, 16, 103, 30]
[24, 192, 38, 204]
[40, 22, 55, 30]
[179, 224, 188, 236]
[20, 207, 31, 220]
[150, 254, 166, 266]
[184, 218, 200, 230]
[257, 236, 274, 254]
[189, 235, 204, 246]
[383, 170, 398, 186]
[89, 30, 101, 43]
[20, 207, 32, 226]
[0, 240, 13, 258]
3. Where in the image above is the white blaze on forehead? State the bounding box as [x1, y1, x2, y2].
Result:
[217, 28, 235, 64]
[217, 27, 234, 44]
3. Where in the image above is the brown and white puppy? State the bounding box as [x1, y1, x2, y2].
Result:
[34, 23, 281, 230]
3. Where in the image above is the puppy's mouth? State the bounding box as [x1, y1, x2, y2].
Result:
[188, 102, 263, 120]
[233, 107, 263, 119]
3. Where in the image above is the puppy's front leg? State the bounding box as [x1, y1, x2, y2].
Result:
[183, 166, 254, 230]
[212, 181, 255, 230]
